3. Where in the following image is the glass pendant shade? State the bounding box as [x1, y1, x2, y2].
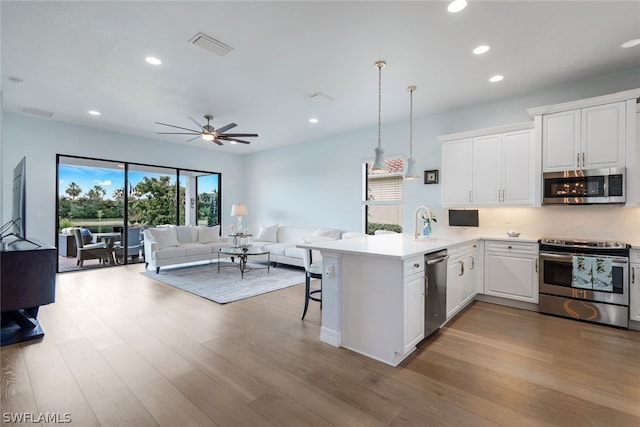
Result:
[372, 146, 386, 172]
[403, 156, 419, 180]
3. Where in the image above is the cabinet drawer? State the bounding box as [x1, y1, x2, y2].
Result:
[403, 256, 424, 277]
[631, 249, 640, 263]
[485, 240, 538, 255]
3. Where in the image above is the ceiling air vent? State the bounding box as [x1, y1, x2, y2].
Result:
[20, 107, 53, 118]
[307, 92, 336, 103]
[189, 32, 234, 57]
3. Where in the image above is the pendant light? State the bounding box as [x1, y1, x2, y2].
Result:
[403, 85, 420, 180]
[371, 60, 388, 173]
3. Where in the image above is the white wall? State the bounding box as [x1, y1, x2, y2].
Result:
[1, 113, 245, 245]
[3, 66, 640, 245]
[245, 67, 640, 240]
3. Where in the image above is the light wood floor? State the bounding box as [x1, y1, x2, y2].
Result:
[2, 265, 639, 426]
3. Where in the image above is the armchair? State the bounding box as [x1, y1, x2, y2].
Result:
[114, 227, 144, 263]
[73, 228, 110, 267]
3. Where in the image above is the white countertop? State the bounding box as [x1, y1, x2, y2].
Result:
[298, 233, 540, 260]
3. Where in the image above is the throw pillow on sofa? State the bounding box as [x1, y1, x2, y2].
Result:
[149, 227, 180, 249]
[256, 224, 278, 242]
[198, 225, 220, 243]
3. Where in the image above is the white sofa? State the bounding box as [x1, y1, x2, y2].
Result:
[143, 224, 344, 273]
[249, 225, 342, 268]
[143, 225, 230, 273]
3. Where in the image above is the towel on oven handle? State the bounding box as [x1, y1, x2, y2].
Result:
[592, 257, 613, 291]
[572, 256, 593, 289]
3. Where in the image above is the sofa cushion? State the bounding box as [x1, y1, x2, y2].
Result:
[284, 246, 305, 259]
[153, 246, 186, 260]
[257, 224, 278, 242]
[198, 225, 220, 243]
[181, 243, 212, 256]
[313, 228, 342, 240]
[175, 226, 197, 244]
[149, 227, 180, 249]
[264, 242, 293, 256]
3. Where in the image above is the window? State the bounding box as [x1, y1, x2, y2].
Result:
[363, 157, 404, 234]
[57, 155, 221, 272]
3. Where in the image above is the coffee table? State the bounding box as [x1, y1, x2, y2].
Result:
[218, 247, 270, 278]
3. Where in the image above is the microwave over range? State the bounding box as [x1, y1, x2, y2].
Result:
[542, 167, 625, 205]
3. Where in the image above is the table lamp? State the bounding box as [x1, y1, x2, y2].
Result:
[230, 204, 248, 232]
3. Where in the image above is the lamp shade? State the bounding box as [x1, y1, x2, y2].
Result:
[230, 204, 248, 217]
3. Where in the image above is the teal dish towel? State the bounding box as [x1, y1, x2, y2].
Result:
[572, 256, 593, 289]
[592, 257, 613, 292]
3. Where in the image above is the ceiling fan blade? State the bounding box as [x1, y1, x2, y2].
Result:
[186, 135, 201, 142]
[213, 139, 224, 146]
[222, 137, 251, 144]
[219, 133, 259, 138]
[188, 117, 206, 131]
[215, 123, 237, 133]
[155, 122, 201, 133]
[157, 132, 201, 135]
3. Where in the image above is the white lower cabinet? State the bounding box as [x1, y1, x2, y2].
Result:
[484, 240, 539, 303]
[630, 250, 640, 323]
[403, 255, 425, 353]
[446, 242, 479, 321]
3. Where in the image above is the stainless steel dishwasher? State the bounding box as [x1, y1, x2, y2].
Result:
[424, 250, 448, 338]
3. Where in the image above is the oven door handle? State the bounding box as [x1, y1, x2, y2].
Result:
[539, 253, 572, 260]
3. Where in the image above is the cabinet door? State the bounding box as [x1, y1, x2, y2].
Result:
[442, 138, 473, 206]
[472, 134, 502, 205]
[543, 110, 580, 171]
[484, 252, 538, 303]
[503, 130, 535, 205]
[404, 273, 424, 352]
[446, 258, 464, 319]
[582, 102, 626, 169]
[630, 264, 640, 323]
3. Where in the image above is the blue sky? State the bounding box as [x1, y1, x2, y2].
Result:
[58, 165, 218, 199]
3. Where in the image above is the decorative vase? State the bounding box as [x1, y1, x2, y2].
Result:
[422, 222, 431, 237]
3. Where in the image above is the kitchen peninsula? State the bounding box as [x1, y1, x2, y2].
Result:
[299, 233, 482, 366]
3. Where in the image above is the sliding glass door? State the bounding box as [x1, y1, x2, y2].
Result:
[57, 155, 221, 272]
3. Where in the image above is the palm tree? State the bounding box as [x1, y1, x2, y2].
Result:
[65, 182, 82, 200]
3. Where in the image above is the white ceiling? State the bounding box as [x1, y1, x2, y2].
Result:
[2, 1, 640, 154]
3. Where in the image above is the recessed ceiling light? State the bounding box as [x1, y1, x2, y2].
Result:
[448, 0, 467, 13]
[473, 45, 490, 55]
[489, 75, 504, 83]
[621, 39, 640, 48]
[88, 110, 101, 116]
[145, 56, 162, 65]
[309, 118, 319, 124]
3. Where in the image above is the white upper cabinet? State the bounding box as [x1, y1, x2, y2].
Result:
[442, 138, 473, 206]
[441, 124, 536, 207]
[538, 100, 627, 172]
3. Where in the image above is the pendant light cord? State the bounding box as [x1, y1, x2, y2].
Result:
[409, 87, 413, 157]
[377, 63, 382, 149]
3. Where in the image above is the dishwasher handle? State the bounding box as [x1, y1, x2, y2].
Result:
[426, 255, 449, 265]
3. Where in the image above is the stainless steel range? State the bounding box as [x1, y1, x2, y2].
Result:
[539, 237, 630, 328]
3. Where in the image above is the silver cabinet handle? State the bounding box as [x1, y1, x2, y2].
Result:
[633, 267, 636, 284]
[577, 152, 580, 168]
[459, 261, 464, 276]
[582, 152, 586, 168]
[535, 258, 538, 273]
[497, 189, 501, 202]
[470, 256, 475, 270]
[424, 276, 429, 296]
[468, 190, 472, 203]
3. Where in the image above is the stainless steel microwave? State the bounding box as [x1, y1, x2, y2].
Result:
[542, 167, 625, 205]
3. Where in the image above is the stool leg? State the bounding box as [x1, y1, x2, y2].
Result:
[301, 273, 311, 320]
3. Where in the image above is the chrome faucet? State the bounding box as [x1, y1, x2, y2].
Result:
[414, 205, 433, 239]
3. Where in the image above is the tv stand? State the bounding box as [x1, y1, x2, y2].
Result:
[1, 238, 55, 346]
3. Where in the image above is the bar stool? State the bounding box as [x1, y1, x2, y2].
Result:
[301, 236, 335, 320]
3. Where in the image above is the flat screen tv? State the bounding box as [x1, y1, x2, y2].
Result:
[12, 157, 27, 239]
[448, 209, 479, 227]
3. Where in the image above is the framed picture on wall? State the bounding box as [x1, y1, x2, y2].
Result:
[424, 170, 439, 184]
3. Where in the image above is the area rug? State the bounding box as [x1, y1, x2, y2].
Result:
[141, 261, 304, 304]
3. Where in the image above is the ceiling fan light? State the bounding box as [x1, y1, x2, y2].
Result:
[201, 133, 215, 141]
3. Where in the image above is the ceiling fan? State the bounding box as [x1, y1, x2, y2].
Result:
[155, 114, 258, 146]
